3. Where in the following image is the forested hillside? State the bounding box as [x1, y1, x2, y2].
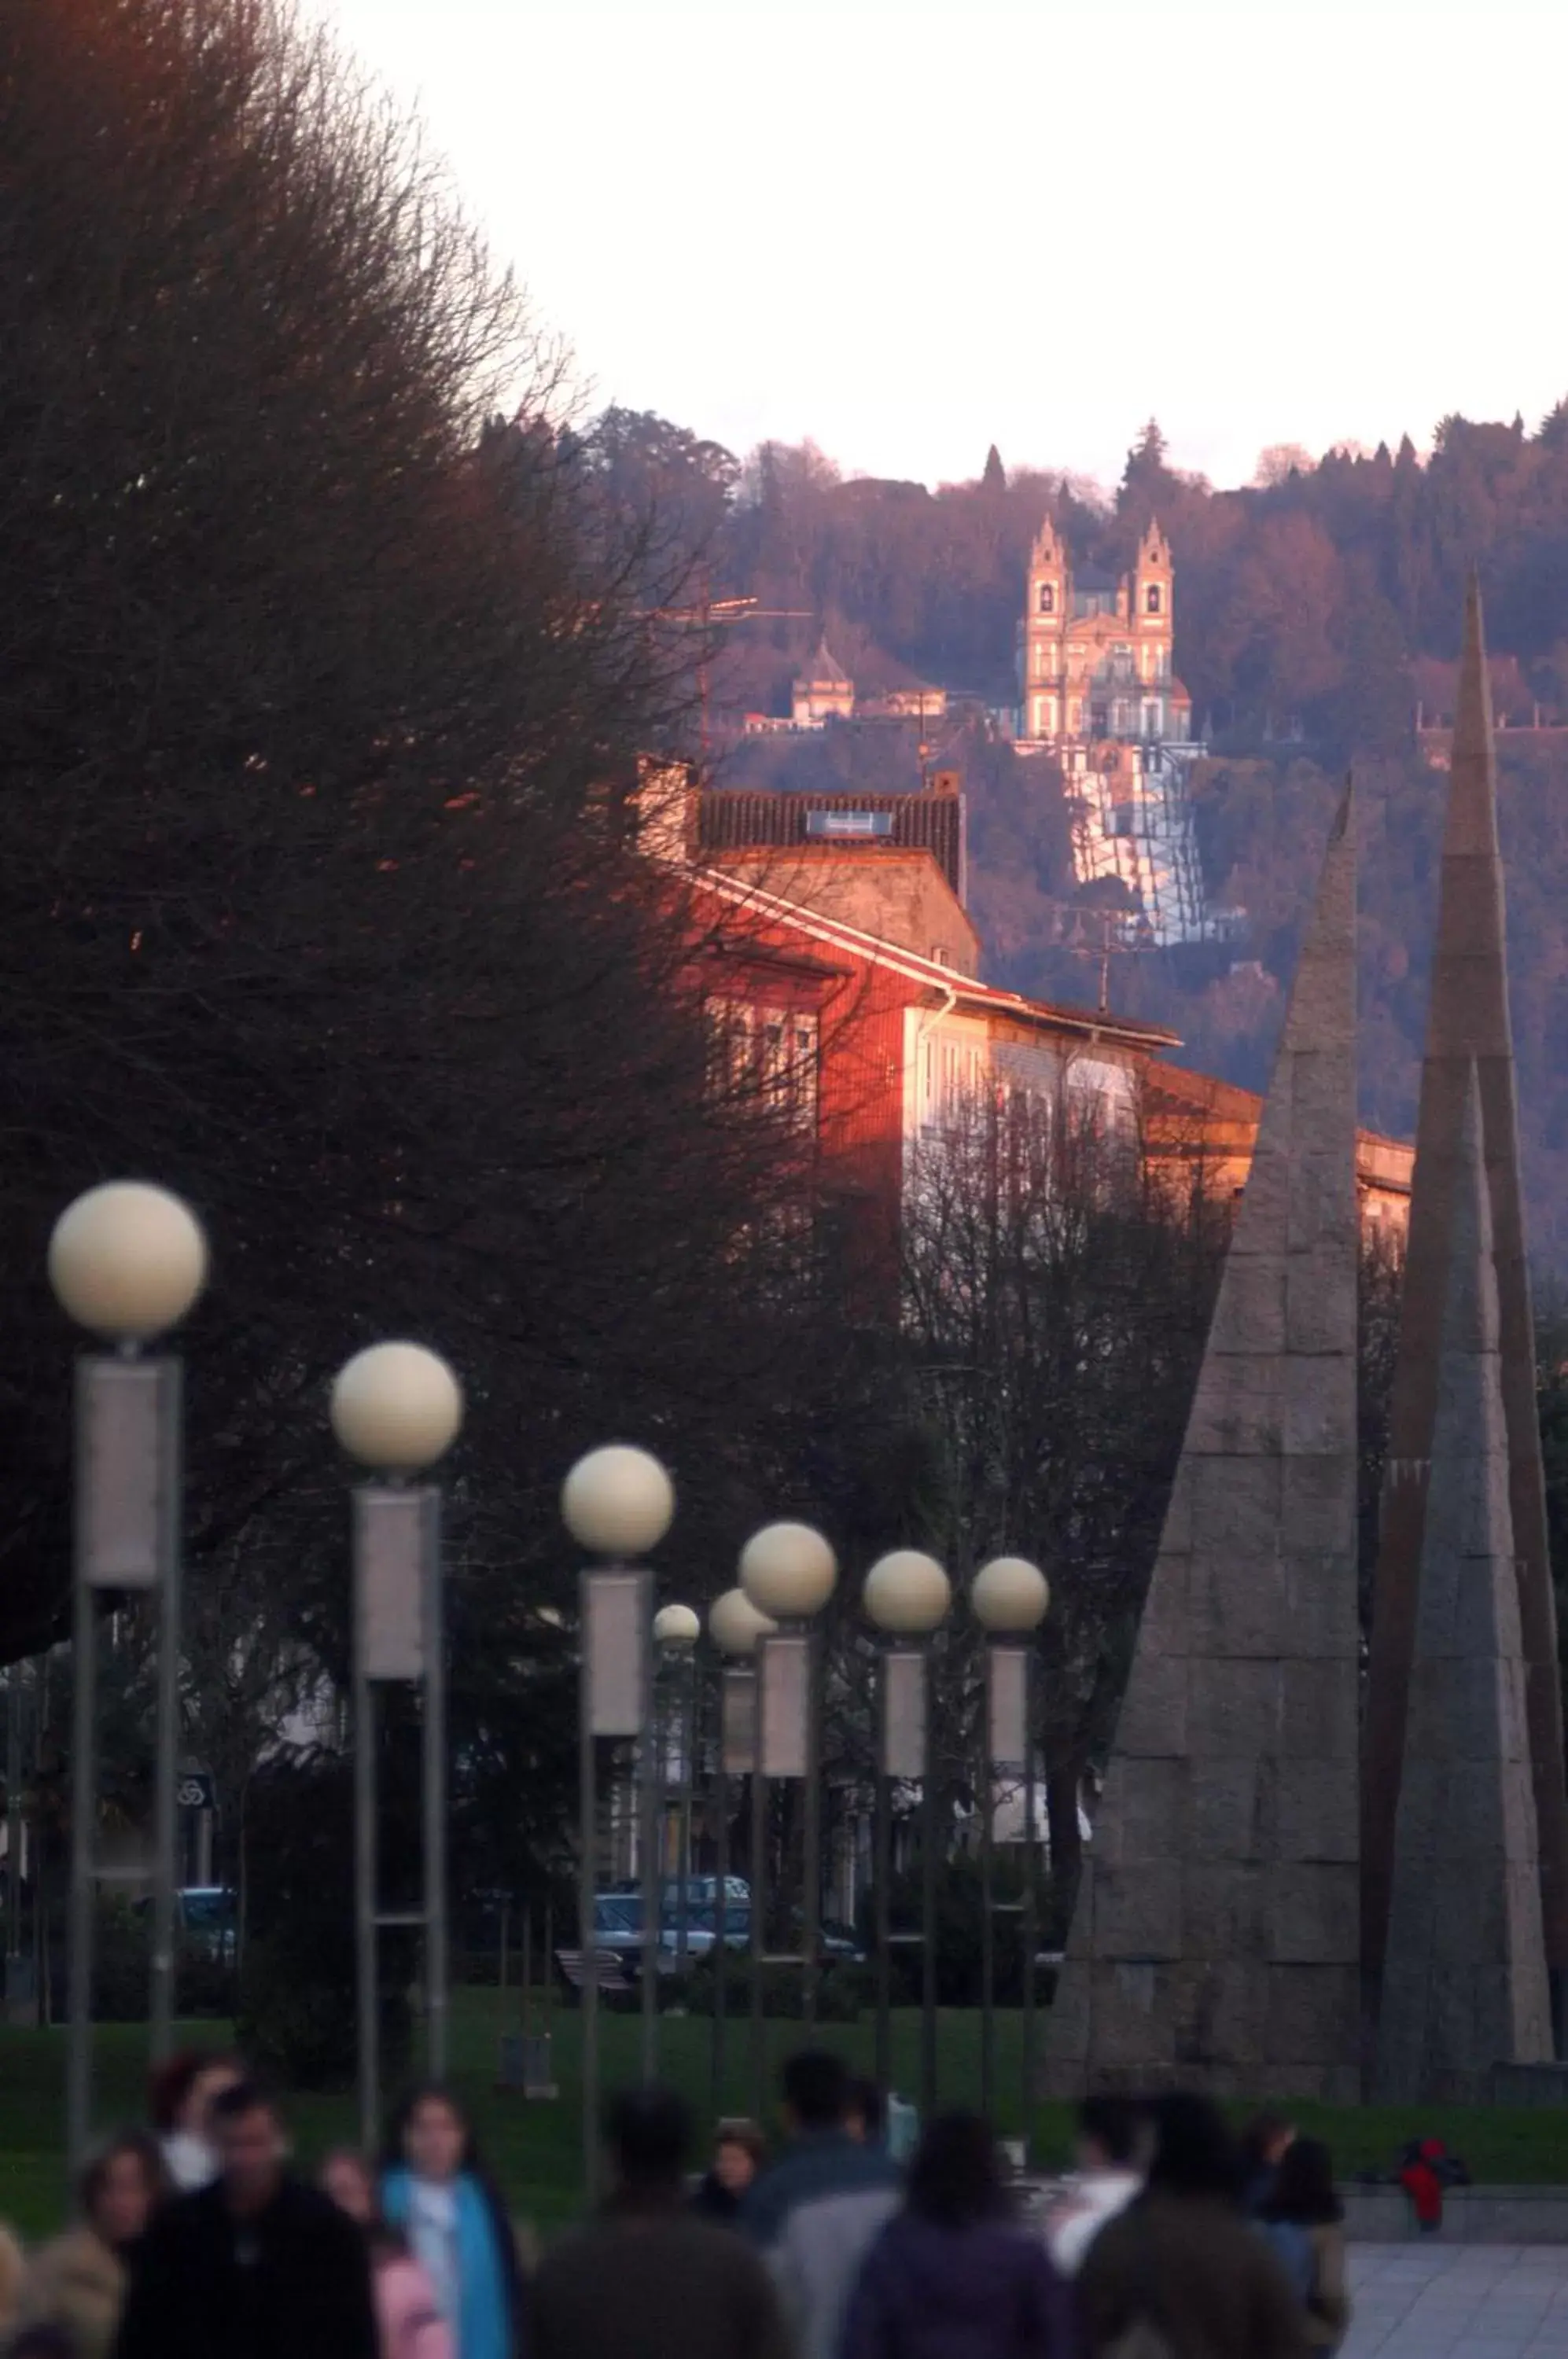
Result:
[573, 410, 1568, 1257]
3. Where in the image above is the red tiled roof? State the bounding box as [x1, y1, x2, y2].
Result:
[698, 867, 1181, 1055]
[700, 785, 966, 896]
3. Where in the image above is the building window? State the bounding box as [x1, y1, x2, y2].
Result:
[705, 999, 819, 1130]
[1038, 583, 1055, 614]
[1146, 584, 1162, 615]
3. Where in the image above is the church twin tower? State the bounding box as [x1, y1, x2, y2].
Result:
[1018, 521, 1187, 748]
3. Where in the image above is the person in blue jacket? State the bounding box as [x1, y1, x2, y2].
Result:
[382, 2088, 522, 2359]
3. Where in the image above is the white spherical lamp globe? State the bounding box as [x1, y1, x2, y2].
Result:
[709, 1587, 776, 1658]
[48, 1182, 208, 1343]
[739, 1521, 837, 1620]
[653, 1602, 701, 1650]
[863, 1550, 951, 1636]
[330, 1341, 464, 1474]
[971, 1555, 1051, 1634]
[561, 1444, 675, 1558]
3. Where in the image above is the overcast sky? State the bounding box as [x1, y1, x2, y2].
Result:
[318, 0, 1566, 493]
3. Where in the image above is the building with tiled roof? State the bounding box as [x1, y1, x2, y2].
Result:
[1145, 1062, 1412, 1239]
[791, 637, 856, 726]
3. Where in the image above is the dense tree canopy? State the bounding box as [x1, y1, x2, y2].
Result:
[0, 0, 844, 1734]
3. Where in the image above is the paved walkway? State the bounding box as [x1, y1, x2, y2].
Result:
[1345, 2243, 1568, 2356]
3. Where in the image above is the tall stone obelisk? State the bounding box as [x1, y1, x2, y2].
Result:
[1044, 786, 1360, 2099]
[1375, 1066, 1551, 2101]
[1362, 584, 1568, 2027]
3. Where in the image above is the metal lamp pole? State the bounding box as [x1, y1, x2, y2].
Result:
[863, 1553, 951, 2115]
[708, 1588, 769, 2115]
[653, 1606, 701, 1986]
[739, 1522, 837, 2120]
[562, 1446, 675, 2203]
[49, 1183, 208, 2183]
[971, 1558, 1050, 2147]
[333, 1341, 463, 2152]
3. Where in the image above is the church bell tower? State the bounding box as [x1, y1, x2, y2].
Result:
[1022, 517, 1069, 741]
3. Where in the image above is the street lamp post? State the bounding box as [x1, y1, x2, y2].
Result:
[49, 1181, 208, 2181]
[738, 1522, 837, 2118]
[333, 1341, 464, 2151]
[970, 1556, 1050, 2140]
[561, 1444, 675, 2203]
[862, 1551, 951, 2116]
[652, 1605, 700, 1973]
[707, 1586, 773, 2115]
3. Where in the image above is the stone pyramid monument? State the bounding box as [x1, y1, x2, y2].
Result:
[1363, 583, 1568, 2024]
[1043, 785, 1360, 2098]
[1374, 1066, 1552, 2100]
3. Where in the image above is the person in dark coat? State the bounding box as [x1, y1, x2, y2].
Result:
[532, 2087, 789, 2359]
[742, 2049, 901, 2359]
[1078, 2093, 1309, 2359]
[840, 2112, 1073, 2359]
[113, 2078, 379, 2359]
[690, 2121, 767, 2225]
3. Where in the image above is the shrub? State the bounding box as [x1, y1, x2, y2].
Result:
[234, 1757, 411, 2090]
[683, 1953, 868, 2022]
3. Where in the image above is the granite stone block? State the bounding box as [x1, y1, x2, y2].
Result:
[1283, 1354, 1356, 1456]
[1189, 1549, 1288, 1660]
[1281, 1545, 1358, 1659]
[1281, 1660, 1359, 1760]
[1265, 1964, 1360, 2070]
[1091, 1860, 1182, 1962]
[1187, 1658, 1283, 1758]
[1186, 1757, 1268, 1862]
[1275, 1759, 1359, 1863]
[1093, 1757, 1184, 1868]
[1270, 1863, 1359, 1963]
[1171, 1958, 1268, 2070]
[1185, 1352, 1283, 1458]
[1114, 1653, 1188, 1758]
[1187, 1452, 1285, 1559]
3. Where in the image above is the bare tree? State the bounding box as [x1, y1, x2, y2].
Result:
[896, 1076, 1224, 1894]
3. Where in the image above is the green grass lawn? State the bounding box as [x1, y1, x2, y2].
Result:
[2, 1992, 1564, 2242]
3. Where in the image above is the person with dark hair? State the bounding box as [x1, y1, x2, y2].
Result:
[20, 2131, 168, 2359]
[1077, 2093, 1309, 2359]
[322, 2151, 453, 2359]
[146, 2052, 242, 2194]
[845, 2080, 885, 2150]
[381, 2087, 523, 2359]
[1260, 2139, 1349, 2352]
[1240, 2111, 1297, 2217]
[691, 2121, 768, 2225]
[530, 2087, 788, 2359]
[112, 2080, 379, 2359]
[841, 2113, 1073, 2359]
[741, 2050, 900, 2359]
[1043, 2096, 1144, 2278]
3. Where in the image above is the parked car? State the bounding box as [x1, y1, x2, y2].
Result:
[602, 1875, 749, 1908]
[591, 1893, 682, 1978]
[679, 1903, 865, 1964]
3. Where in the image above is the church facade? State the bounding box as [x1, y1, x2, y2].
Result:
[1015, 518, 1227, 948]
[1017, 517, 1191, 747]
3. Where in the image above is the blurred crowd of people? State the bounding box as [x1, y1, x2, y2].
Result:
[0, 2042, 1349, 2359]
